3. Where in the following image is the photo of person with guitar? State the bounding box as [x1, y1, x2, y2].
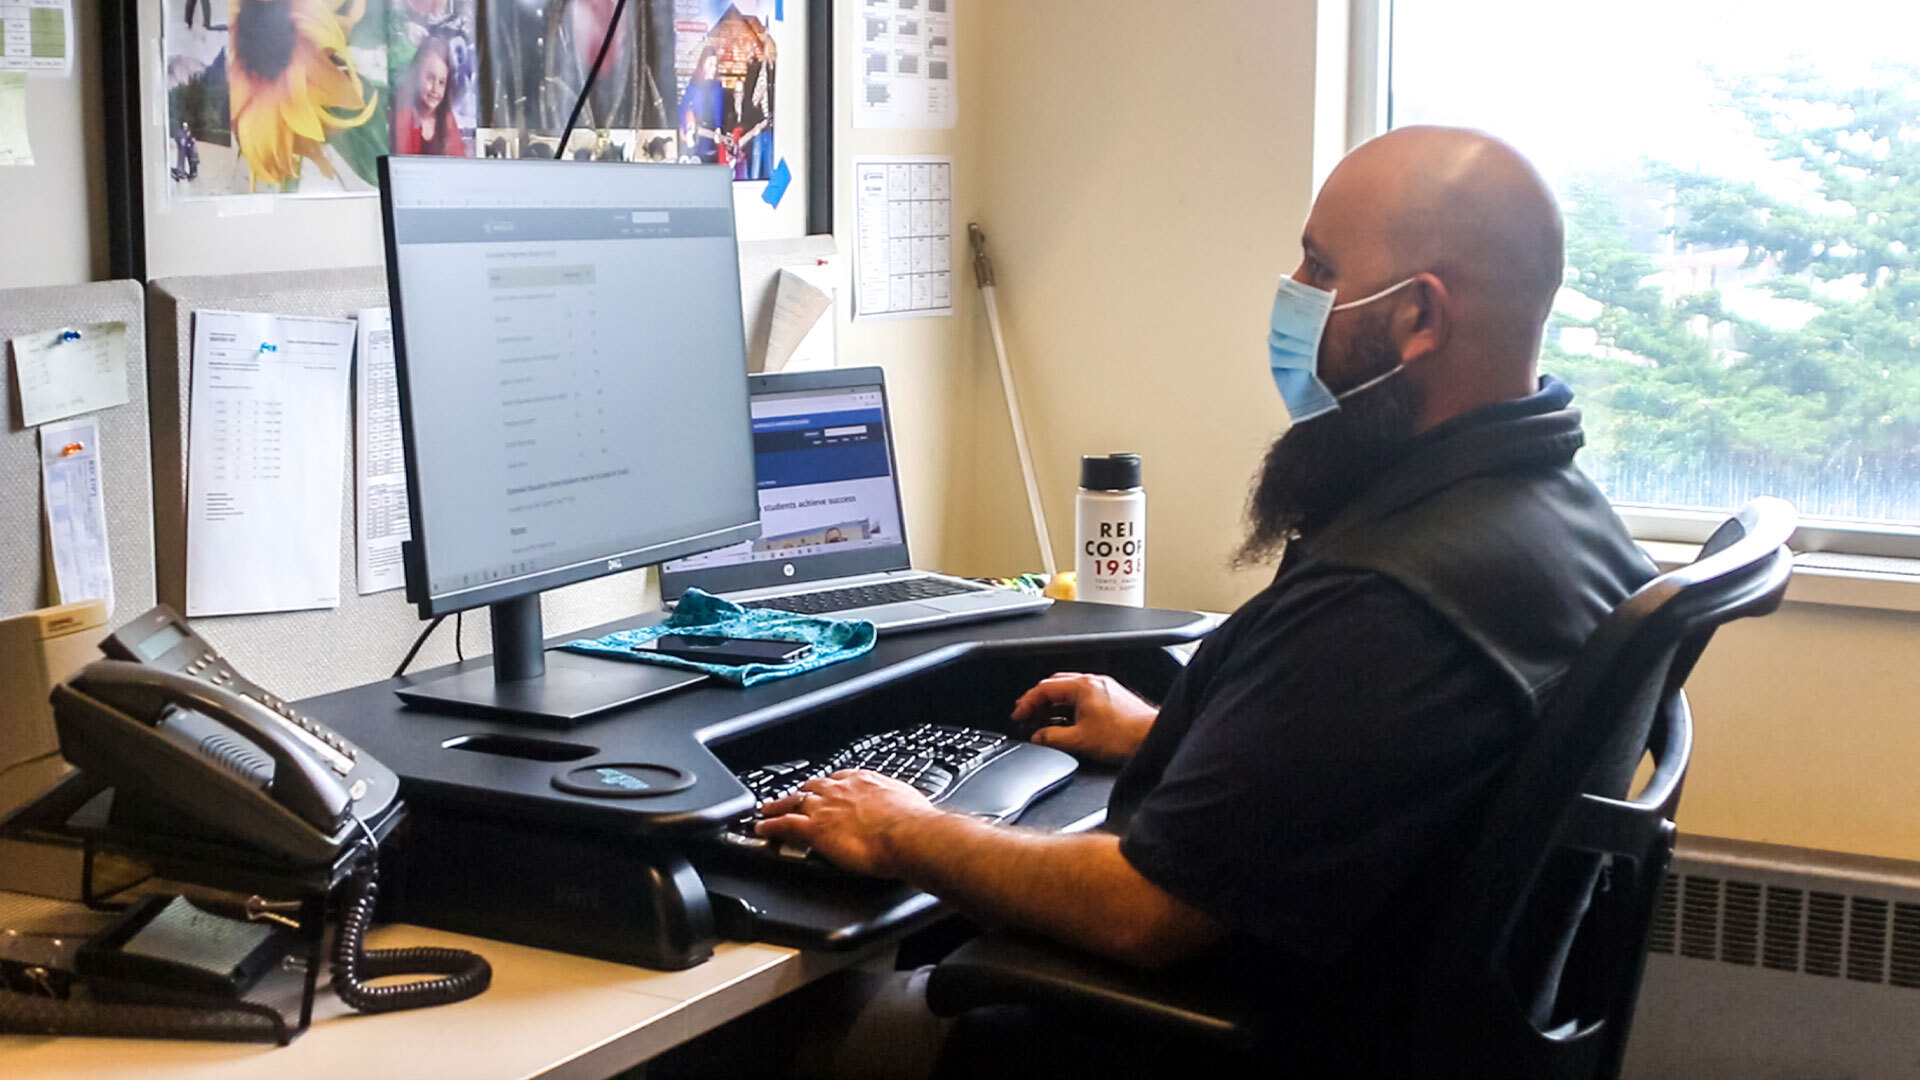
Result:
[678, 46, 725, 163]
[673, 2, 777, 180]
[726, 58, 772, 180]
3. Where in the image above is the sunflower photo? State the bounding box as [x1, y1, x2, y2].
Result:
[164, 0, 392, 199]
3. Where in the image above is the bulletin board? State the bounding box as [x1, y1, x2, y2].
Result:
[101, 0, 832, 280]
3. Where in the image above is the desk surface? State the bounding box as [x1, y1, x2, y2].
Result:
[0, 919, 873, 1080]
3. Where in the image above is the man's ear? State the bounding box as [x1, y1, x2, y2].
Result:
[1395, 273, 1450, 365]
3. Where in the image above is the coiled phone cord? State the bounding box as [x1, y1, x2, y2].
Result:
[330, 836, 492, 1014]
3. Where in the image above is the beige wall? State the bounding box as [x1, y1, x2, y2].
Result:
[0, 0, 105, 288]
[1677, 602, 1920, 860]
[962, 0, 1325, 604]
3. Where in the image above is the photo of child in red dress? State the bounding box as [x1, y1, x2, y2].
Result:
[394, 36, 467, 156]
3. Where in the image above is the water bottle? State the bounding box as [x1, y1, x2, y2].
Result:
[1075, 454, 1146, 606]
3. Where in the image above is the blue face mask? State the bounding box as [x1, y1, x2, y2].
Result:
[1268, 274, 1419, 423]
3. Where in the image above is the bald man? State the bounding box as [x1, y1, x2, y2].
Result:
[741, 128, 1653, 1076]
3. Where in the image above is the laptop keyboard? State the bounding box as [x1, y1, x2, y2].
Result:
[738, 577, 983, 616]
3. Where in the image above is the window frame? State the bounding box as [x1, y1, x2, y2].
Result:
[1351, 0, 1920, 566]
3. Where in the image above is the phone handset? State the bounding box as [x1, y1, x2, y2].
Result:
[53, 604, 400, 865]
[48, 607, 490, 1013]
[66, 661, 350, 834]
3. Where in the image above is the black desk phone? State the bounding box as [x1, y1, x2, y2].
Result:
[36, 604, 490, 1020]
[50, 605, 399, 866]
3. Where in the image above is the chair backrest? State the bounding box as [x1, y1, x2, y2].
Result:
[1409, 497, 1796, 1079]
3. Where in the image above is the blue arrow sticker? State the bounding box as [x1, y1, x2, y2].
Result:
[762, 158, 792, 208]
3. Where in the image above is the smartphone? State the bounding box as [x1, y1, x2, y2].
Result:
[646, 634, 814, 666]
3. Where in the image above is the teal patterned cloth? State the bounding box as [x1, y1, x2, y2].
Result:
[561, 588, 877, 687]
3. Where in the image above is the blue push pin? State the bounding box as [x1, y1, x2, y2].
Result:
[59, 329, 81, 343]
[259, 342, 278, 353]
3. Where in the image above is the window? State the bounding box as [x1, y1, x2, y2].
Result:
[1385, 0, 1920, 540]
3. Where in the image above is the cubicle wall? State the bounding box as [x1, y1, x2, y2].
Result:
[144, 268, 658, 699]
[0, 281, 157, 620]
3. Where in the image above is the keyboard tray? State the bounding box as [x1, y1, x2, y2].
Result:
[697, 768, 1118, 951]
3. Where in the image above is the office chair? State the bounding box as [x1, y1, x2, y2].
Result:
[926, 497, 1797, 1080]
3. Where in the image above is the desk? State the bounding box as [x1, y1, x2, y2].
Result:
[0, 919, 880, 1079]
[1, 602, 1211, 1075]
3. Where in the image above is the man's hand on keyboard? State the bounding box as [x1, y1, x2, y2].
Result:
[1010, 673, 1158, 766]
[755, 770, 940, 877]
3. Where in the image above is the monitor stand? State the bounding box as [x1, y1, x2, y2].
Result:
[394, 595, 705, 727]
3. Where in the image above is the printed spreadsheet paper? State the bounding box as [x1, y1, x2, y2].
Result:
[0, 0, 70, 74]
[853, 157, 953, 321]
[853, 0, 956, 129]
[185, 310, 355, 616]
[354, 307, 411, 594]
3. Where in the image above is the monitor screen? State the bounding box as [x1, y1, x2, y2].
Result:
[664, 384, 907, 575]
[382, 158, 760, 615]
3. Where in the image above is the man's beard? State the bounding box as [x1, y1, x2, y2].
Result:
[1237, 317, 1424, 567]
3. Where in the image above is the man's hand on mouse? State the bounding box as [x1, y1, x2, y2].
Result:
[756, 770, 938, 877]
[1009, 673, 1158, 766]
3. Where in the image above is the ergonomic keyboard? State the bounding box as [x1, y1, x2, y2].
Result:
[737, 577, 982, 616]
[718, 723, 1078, 865]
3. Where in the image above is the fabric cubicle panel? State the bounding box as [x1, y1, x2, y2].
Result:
[0, 280, 157, 621]
[145, 267, 658, 700]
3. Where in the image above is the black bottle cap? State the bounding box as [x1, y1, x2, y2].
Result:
[1080, 453, 1143, 491]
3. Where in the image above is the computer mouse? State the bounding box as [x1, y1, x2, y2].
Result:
[1013, 707, 1075, 741]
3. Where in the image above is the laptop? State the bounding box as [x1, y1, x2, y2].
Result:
[659, 367, 1052, 632]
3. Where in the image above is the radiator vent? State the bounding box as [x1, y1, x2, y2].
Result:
[1762, 886, 1801, 971]
[1648, 870, 1677, 954]
[1806, 891, 1844, 977]
[1892, 905, 1920, 988]
[1721, 880, 1760, 966]
[1651, 873, 1920, 990]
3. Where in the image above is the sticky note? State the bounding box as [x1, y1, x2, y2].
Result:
[762, 157, 792, 208]
[11, 322, 130, 426]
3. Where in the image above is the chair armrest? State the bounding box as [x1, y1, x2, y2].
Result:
[925, 931, 1266, 1050]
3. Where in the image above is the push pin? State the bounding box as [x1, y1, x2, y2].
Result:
[258, 342, 278, 353]
[59, 329, 82, 343]
[60, 441, 84, 457]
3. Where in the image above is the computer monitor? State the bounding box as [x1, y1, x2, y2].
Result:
[378, 157, 761, 724]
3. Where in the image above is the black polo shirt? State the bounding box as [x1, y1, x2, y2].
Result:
[1109, 564, 1525, 970]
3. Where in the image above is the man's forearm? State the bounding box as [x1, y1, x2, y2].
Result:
[883, 811, 1216, 968]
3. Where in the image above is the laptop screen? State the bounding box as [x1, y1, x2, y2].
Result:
[661, 381, 909, 585]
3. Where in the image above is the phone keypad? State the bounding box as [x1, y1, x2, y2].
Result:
[241, 689, 358, 775]
[181, 644, 359, 776]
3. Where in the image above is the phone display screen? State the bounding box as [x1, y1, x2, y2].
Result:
[135, 623, 190, 661]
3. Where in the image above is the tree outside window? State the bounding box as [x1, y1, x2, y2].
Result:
[1392, 0, 1920, 525]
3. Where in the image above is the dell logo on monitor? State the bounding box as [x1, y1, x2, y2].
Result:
[607, 558, 623, 570]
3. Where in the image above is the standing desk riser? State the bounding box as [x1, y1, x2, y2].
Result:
[303, 601, 1210, 965]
